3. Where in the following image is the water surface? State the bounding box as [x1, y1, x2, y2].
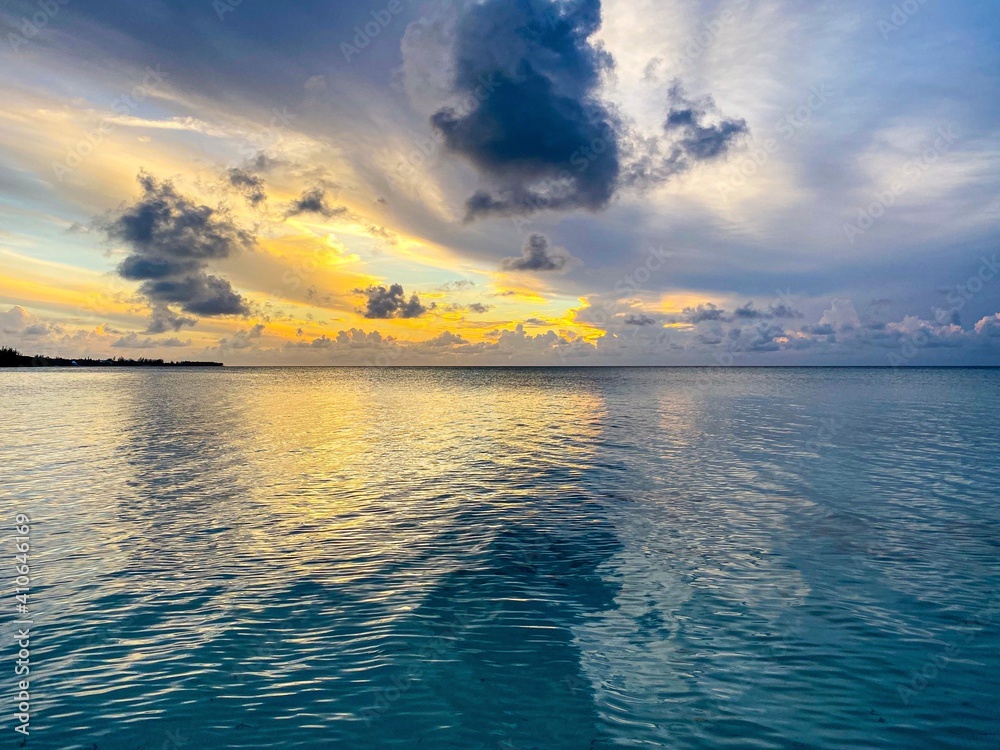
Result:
[2, 368, 998, 749]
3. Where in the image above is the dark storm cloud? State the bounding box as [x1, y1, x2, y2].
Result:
[141, 276, 249, 316]
[357, 284, 433, 319]
[102, 173, 253, 332]
[430, 0, 621, 220]
[285, 188, 348, 219]
[227, 168, 267, 206]
[501, 234, 576, 272]
[426, 2, 748, 220]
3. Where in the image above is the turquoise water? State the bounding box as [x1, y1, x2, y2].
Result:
[1, 367, 998, 749]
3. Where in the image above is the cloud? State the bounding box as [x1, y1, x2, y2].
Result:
[102, 172, 253, 332]
[0, 306, 34, 333]
[411, 16, 748, 218]
[147, 307, 198, 335]
[217, 323, 266, 350]
[304, 75, 327, 93]
[112, 333, 191, 349]
[22, 324, 50, 337]
[679, 303, 727, 324]
[286, 328, 397, 352]
[284, 187, 348, 219]
[442, 302, 493, 314]
[818, 299, 862, 332]
[624, 84, 749, 188]
[424, 0, 621, 220]
[424, 331, 470, 347]
[139, 276, 250, 316]
[623, 314, 657, 326]
[733, 302, 805, 320]
[769, 303, 805, 320]
[250, 153, 282, 172]
[882, 316, 967, 348]
[438, 279, 476, 291]
[801, 323, 836, 336]
[357, 284, 434, 319]
[227, 168, 267, 206]
[366, 225, 398, 244]
[672, 300, 804, 327]
[933, 307, 962, 326]
[663, 85, 749, 161]
[975, 314, 1000, 337]
[305, 335, 335, 349]
[501, 234, 577, 272]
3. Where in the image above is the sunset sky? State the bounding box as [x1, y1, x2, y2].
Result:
[1, 0, 999, 364]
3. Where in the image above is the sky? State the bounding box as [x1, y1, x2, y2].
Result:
[1, 0, 999, 365]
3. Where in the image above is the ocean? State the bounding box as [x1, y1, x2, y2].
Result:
[2, 367, 998, 749]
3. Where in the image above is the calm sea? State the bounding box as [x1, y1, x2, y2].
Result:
[1, 367, 998, 749]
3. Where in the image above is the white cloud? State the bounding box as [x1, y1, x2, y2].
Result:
[974, 313, 1000, 337]
[819, 299, 862, 332]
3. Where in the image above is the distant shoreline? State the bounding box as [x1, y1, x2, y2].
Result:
[0, 347, 223, 368]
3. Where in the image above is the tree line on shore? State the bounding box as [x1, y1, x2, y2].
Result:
[0, 347, 223, 368]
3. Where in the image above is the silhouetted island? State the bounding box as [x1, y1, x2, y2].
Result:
[0, 347, 223, 368]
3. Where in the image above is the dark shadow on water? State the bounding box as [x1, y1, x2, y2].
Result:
[357, 506, 623, 749]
